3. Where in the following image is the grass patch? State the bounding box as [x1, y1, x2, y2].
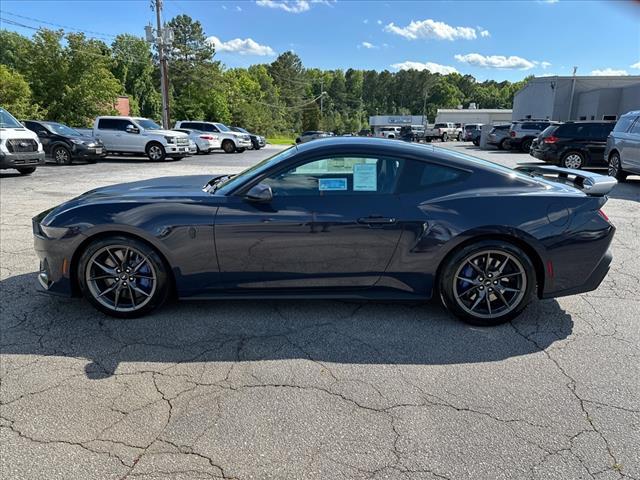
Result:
[267, 136, 296, 145]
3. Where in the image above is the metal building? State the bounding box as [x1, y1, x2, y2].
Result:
[435, 109, 513, 125]
[512, 75, 640, 122]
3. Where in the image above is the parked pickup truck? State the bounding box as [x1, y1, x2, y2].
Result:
[93, 116, 190, 161]
[424, 122, 462, 142]
[0, 107, 45, 175]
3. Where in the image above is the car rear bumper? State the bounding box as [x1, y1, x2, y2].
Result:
[542, 249, 613, 299]
[0, 151, 46, 169]
[530, 147, 559, 163]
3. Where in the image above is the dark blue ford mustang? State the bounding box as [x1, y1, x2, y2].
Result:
[33, 138, 616, 325]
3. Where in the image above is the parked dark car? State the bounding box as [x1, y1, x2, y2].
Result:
[509, 120, 559, 152]
[463, 124, 483, 142]
[399, 125, 425, 142]
[358, 129, 372, 137]
[23, 120, 106, 164]
[530, 121, 615, 169]
[230, 126, 265, 150]
[33, 138, 616, 326]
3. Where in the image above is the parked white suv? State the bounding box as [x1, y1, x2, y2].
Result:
[174, 121, 252, 153]
[377, 127, 401, 139]
[93, 116, 190, 161]
[0, 107, 45, 175]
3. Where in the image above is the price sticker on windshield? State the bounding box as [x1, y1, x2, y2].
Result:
[319, 178, 347, 191]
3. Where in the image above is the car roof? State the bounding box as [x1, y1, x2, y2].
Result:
[620, 111, 640, 117]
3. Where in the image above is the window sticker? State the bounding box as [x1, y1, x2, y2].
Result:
[319, 178, 347, 191]
[353, 163, 377, 191]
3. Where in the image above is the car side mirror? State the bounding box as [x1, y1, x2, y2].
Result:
[125, 125, 140, 134]
[38, 130, 49, 137]
[244, 183, 273, 203]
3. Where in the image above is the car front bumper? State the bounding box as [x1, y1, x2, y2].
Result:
[166, 144, 191, 156]
[1, 151, 46, 169]
[71, 145, 107, 160]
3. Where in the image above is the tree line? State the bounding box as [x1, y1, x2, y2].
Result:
[0, 15, 531, 136]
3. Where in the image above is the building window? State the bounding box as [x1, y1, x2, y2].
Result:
[603, 115, 617, 121]
[591, 116, 595, 120]
[579, 116, 587, 121]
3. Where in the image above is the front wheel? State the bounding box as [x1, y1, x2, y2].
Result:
[439, 240, 536, 326]
[457, 132, 462, 141]
[222, 140, 235, 153]
[17, 167, 36, 175]
[608, 152, 627, 182]
[441, 133, 448, 142]
[78, 236, 170, 318]
[146, 142, 166, 161]
[521, 138, 533, 153]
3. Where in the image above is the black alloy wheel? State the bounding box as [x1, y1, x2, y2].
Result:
[521, 138, 533, 152]
[608, 152, 627, 182]
[440, 240, 536, 326]
[53, 146, 72, 165]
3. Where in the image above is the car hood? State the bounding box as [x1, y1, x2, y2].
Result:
[147, 129, 188, 137]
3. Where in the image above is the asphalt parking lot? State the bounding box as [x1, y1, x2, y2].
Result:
[1, 142, 639, 480]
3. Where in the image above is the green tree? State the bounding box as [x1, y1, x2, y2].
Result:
[111, 34, 161, 119]
[0, 64, 42, 118]
[301, 101, 320, 131]
[0, 30, 32, 73]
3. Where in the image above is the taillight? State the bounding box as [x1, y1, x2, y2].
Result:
[597, 209, 610, 222]
[510, 131, 516, 137]
[200, 135, 213, 140]
[543, 136, 558, 144]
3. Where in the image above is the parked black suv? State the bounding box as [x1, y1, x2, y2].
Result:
[23, 120, 106, 164]
[530, 121, 615, 169]
[230, 126, 265, 150]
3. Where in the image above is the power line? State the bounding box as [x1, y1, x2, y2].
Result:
[0, 10, 117, 39]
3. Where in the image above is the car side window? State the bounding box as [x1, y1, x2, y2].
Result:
[395, 160, 468, 194]
[628, 119, 640, 135]
[613, 117, 635, 133]
[262, 156, 401, 197]
[98, 118, 118, 130]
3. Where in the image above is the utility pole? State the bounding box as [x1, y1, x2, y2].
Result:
[152, 0, 170, 128]
[320, 78, 324, 116]
[567, 66, 578, 122]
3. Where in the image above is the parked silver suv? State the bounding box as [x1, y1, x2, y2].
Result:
[508, 120, 559, 152]
[605, 111, 640, 181]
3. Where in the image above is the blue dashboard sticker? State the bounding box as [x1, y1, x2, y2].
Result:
[319, 178, 347, 191]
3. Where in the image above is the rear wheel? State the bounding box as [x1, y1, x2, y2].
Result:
[78, 236, 170, 318]
[53, 146, 72, 165]
[561, 151, 584, 169]
[608, 152, 627, 182]
[521, 138, 533, 152]
[457, 132, 462, 141]
[439, 240, 536, 326]
[17, 167, 36, 175]
[146, 142, 166, 161]
[499, 138, 511, 151]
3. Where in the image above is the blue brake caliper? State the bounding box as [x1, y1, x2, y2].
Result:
[458, 265, 474, 291]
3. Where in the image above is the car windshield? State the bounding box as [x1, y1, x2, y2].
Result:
[0, 108, 23, 128]
[213, 146, 298, 194]
[215, 123, 231, 132]
[136, 119, 162, 130]
[45, 122, 82, 136]
[233, 127, 248, 133]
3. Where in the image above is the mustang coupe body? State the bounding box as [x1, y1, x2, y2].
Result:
[33, 138, 616, 325]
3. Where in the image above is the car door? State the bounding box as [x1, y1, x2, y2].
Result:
[24, 121, 52, 155]
[119, 119, 145, 152]
[585, 123, 613, 167]
[214, 154, 404, 290]
[95, 118, 123, 151]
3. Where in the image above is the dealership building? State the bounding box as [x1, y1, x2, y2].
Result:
[512, 75, 640, 122]
[434, 108, 512, 125]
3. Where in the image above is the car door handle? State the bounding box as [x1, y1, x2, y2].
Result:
[358, 216, 397, 225]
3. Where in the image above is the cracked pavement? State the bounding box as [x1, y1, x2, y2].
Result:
[1, 144, 639, 479]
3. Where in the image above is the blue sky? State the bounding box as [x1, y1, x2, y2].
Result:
[1, 0, 639, 81]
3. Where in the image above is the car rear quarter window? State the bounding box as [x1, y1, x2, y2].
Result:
[613, 116, 636, 133]
[629, 119, 640, 135]
[396, 160, 467, 194]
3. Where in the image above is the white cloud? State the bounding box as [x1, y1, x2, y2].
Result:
[591, 68, 629, 76]
[631, 61, 640, 70]
[479, 29, 490, 38]
[540, 61, 552, 69]
[384, 19, 482, 41]
[391, 61, 459, 75]
[377, 19, 382, 25]
[454, 53, 536, 70]
[207, 36, 275, 56]
[363, 19, 369, 24]
[256, 0, 334, 13]
[360, 41, 376, 49]
[236, 5, 242, 11]
[541, 0, 559, 4]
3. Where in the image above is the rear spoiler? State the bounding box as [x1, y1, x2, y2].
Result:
[515, 163, 617, 196]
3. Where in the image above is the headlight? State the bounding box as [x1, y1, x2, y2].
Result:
[71, 139, 84, 145]
[40, 225, 69, 239]
[164, 136, 176, 144]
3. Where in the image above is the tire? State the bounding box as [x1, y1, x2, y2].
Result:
[457, 132, 462, 141]
[17, 167, 36, 175]
[521, 138, 533, 153]
[77, 235, 170, 318]
[53, 146, 72, 165]
[561, 151, 584, 170]
[473, 138, 480, 146]
[608, 151, 627, 182]
[222, 140, 235, 153]
[439, 240, 536, 326]
[499, 138, 511, 151]
[146, 142, 166, 161]
[441, 133, 448, 142]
